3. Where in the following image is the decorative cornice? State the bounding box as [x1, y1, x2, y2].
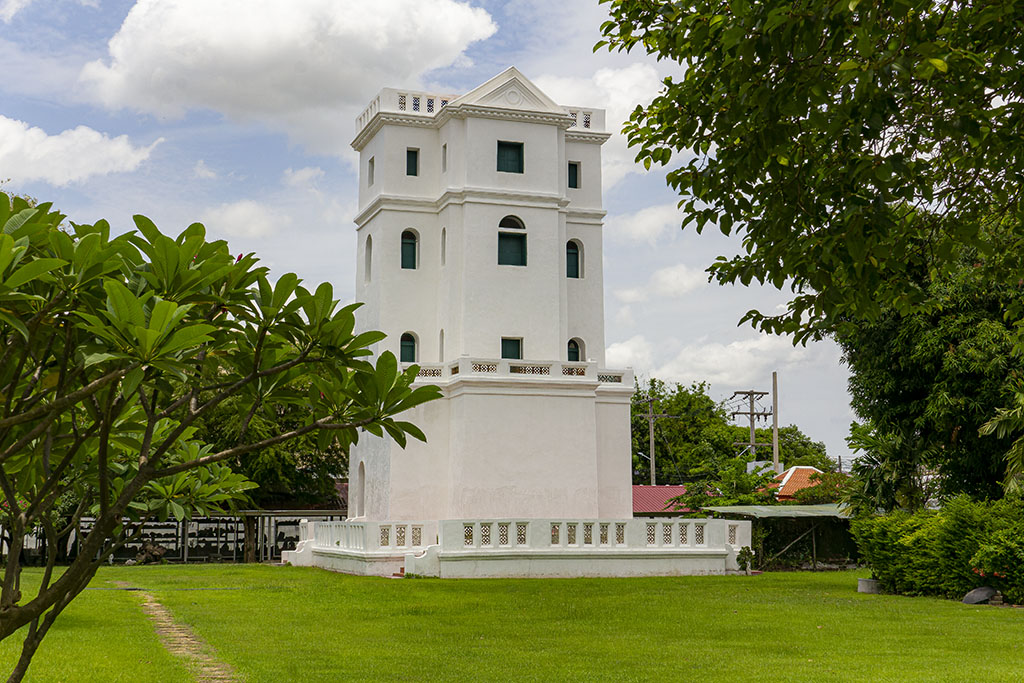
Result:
[355, 187, 588, 226]
[565, 130, 612, 144]
[352, 112, 437, 151]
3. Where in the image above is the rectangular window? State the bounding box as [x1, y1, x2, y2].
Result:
[406, 148, 419, 176]
[501, 338, 522, 360]
[497, 141, 524, 173]
[368, 157, 375, 186]
[442, 144, 448, 173]
[498, 232, 526, 266]
[568, 161, 580, 189]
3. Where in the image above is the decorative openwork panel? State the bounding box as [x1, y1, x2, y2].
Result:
[480, 523, 491, 546]
[728, 525, 737, 545]
[695, 524, 705, 545]
[583, 523, 593, 545]
[567, 523, 577, 545]
[583, 112, 592, 128]
[662, 523, 673, 545]
[427, 98, 435, 113]
[398, 94, 407, 111]
[679, 524, 688, 545]
[472, 362, 497, 373]
[550, 523, 560, 545]
[615, 523, 626, 545]
[598, 374, 623, 383]
[498, 523, 509, 546]
[464, 524, 474, 546]
[600, 523, 609, 545]
[412, 96, 420, 112]
[562, 366, 586, 376]
[396, 525, 406, 547]
[646, 523, 656, 546]
[417, 367, 442, 377]
[510, 364, 550, 375]
[380, 526, 390, 547]
[450, 364, 460, 375]
[441, 99, 449, 108]
[569, 111, 578, 127]
[412, 526, 422, 547]
[516, 522, 527, 546]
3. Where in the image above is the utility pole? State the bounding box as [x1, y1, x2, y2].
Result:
[641, 396, 677, 485]
[772, 371, 780, 474]
[730, 389, 771, 461]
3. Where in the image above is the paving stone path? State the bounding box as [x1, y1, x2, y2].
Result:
[111, 581, 237, 682]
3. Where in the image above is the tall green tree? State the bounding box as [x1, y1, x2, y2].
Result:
[598, 0, 1024, 344]
[0, 194, 440, 681]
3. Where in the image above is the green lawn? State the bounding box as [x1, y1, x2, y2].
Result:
[3, 566, 1023, 682]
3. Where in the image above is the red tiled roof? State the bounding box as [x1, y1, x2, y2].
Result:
[632, 485, 690, 514]
[771, 466, 823, 500]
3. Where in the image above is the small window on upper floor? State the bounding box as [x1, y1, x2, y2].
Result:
[567, 339, 582, 362]
[364, 235, 373, 283]
[501, 337, 522, 360]
[401, 230, 418, 269]
[400, 333, 417, 363]
[368, 157, 375, 186]
[497, 215, 526, 266]
[406, 148, 419, 176]
[568, 161, 580, 189]
[497, 141, 524, 173]
[441, 143, 448, 173]
[566, 240, 581, 278]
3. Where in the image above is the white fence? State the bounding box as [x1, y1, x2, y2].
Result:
[310, 520, 437, 553]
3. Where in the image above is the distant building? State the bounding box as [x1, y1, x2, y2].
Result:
[770, 466, 823, 501]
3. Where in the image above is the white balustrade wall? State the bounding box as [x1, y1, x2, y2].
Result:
[312, 520, 437, 554]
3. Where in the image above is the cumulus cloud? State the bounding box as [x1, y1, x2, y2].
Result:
[79, 0, 496, 153]
[283, 166, 324, 189]
[534, 64, 664, 188]
[606, 334, 653, 370]
[0, 0, 31, 21]
[655, 334, 811, 387]
[606, 202, 682, 245]
[193, 160, 216, 179]
[200, 200, 291, 238]
[615, 263, 705, 303]
[0, 115, 161, 186]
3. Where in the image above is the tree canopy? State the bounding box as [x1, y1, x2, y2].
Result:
[0, 193, 439, 681]
[598, 0, 1024, 344]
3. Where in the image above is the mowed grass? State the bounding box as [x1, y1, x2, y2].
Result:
[3, 565, 1024, 682]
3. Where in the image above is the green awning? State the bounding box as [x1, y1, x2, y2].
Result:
[701, 504, 850, 519]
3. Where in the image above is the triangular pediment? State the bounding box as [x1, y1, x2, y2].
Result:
[450, 67, 564, 114]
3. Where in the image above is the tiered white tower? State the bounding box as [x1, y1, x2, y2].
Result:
[348, 68, 634, 523]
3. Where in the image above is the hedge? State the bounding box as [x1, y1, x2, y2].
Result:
[851, 495, 1024, 604]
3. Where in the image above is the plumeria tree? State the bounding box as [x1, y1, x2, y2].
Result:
[0, 193, 440, 681]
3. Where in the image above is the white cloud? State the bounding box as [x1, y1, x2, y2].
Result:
[0, 115, 160, 186]
[615, 263, 705, 303]
[283, 166, 324, 189]
[79, 0, 496, 153]
[193, 160, 216, 179]
[606, 334, 653, 370]
[655, 335, 810, 387]
[0, 0, 31, 22]
[200, 200, 290, 238]
[534, 64, 664, 188]
[606, 202, 682, 244]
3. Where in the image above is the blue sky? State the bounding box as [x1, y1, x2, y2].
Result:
[0, 0, 856, 465]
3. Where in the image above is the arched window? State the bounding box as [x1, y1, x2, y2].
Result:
[566, 240, 582, 278]
[364, 235, 372, 283]
[440, 228, 447, 266]
[498, 216, 526, 266]
[567, 338, 584, 362]
[401, 230, 418, 269]
[400, 333, 417, 363]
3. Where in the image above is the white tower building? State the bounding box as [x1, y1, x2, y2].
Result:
[348, 67, 634, 523]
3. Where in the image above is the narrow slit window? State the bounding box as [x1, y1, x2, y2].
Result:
[367, 157, 375, 186]
[568, 161, 580, 189]
[441, 144, 448, 173]
[566, 240, 580, 278]
[406, 148, 419, 176]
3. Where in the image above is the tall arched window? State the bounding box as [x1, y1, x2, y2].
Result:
[566, 240, 582, 278]
[401, 230, 418, 269]
[364, 235, 373, 282]
[400, 333, 417, 363]
[567, 338, 584, 362]
[440, 227, 447, 266]
[498, 215, 526, 266]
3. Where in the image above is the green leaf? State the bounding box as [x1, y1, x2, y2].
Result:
[3, 257, 67, 289]
[927, 58, 948, 73]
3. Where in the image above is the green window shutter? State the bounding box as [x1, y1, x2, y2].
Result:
[401, 231, 417, 269]
[497, 141, 524, 173]
[568, 162, 579, 188]
[566, 241, 579, 278]
[567, 340, 580, 362]
[406, 149, 418, 176]
[400, 334, 416, 362]
[498, 233, 526, 266]
[501, 338, 522, 360]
